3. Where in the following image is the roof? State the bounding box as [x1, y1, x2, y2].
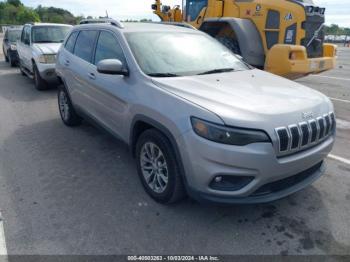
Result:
[76, 22, 198, 34]
[26, 23, 72, 27]
[6, 27, 23, 31]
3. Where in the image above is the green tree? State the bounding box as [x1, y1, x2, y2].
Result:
[17, 6, 40, 24]
[7, 0, 22, 7]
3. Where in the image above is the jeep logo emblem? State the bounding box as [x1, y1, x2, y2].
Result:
[302, 112, 314, 120]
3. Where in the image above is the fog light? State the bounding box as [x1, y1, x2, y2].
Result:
[210, 175, 254, 192]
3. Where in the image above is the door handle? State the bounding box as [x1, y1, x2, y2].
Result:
[64, 60, 70, 66]
[88, 72, 96, 80]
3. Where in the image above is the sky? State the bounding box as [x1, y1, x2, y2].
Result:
[21, 0, 350, 27]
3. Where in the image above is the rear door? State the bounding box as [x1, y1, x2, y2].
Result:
[69, 30, 99, 116]
[20, 26, 32, 70]
[58, 30, 79, 96]
[3, 30, 9, 56]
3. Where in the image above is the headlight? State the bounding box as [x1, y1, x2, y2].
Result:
[10, 44, 17, 51]
[191, 117, 271, 146]
[38, 54, 56, 64]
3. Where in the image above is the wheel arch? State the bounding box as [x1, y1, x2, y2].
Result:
[200, 18, 265, 67]
[130, 115, 188, 186]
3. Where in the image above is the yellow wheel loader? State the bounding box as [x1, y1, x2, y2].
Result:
[152, 0, 337, 79]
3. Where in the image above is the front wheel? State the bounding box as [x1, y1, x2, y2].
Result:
[4, 51, 9, 62]
[9, 55, 16, 67]
[58, 85, 82, 127]
[33, 64, 48, 91]
[136, 129, 186, 204]
[19, 60, 26, 76]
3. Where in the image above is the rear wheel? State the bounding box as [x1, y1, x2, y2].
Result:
[216, 36, 241, 55]
[33, 64, 48, 91]
[136, 129, 186, 204]
[58, 85, 82, 127]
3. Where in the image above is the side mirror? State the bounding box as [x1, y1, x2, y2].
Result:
[4, 38, 8, 42]
[97, 59, 129, 76]
[24, 39, 30, 45]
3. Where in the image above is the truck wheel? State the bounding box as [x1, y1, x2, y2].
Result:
[136, 129, 186, 204]
[216, 36, 241, 55]
[9, 55, 16, 67]
[4, 51, 9, 62]
[19, 61, 26, 76]
[57, 85, 82, 127]
[33, 64, 48, 91]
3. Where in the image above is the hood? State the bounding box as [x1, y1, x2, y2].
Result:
[152, 69, 332, 130]
[33, 43, 61, 54]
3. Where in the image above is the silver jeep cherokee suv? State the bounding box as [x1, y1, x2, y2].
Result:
[56, 21, 336, 204]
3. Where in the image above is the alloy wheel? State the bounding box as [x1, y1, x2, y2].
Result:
[59, 91, 70, 122]
[140, 142, 169, 194]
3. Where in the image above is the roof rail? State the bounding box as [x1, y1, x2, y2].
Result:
[79, 18, 124, 29]
[147, 22, 196, 30]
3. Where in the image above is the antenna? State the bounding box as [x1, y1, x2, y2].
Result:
[106, 10, 109, 18]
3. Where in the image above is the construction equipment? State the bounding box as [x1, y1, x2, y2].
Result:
[152, 0, 337, 79]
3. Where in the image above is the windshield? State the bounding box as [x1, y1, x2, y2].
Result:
[32, 26, 71, 43]
[8, 30, 22, 42]
[126, 32, 249, 77]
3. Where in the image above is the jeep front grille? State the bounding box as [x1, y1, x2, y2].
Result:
[275, 112, 335, 155]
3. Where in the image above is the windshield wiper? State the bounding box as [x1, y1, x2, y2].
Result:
[197, 68, 235, 75]
[148, 73, 180, 77]
[34, 40, 61, 43]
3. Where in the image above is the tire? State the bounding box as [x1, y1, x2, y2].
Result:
[19, 61, 26, 76]
[4, 50, 9, 62]
[136, 129, 186, 204]
[58, 85, 82, 127]
[33, 64, 48, 91]
[9, 55, 16, 67]
[216, 36, 241, 55]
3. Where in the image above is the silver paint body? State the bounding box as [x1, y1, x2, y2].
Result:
[56, 23, 335, 203]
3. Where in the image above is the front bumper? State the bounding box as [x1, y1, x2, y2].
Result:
[177, 130, 335, 204]
[36, 62, 58, 83]
[265, 44, 337, 79]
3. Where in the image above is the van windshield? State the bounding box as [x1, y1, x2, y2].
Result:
[32, 26, 71, 43]
[126, 32, 249, 77]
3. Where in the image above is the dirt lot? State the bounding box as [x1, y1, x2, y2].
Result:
[0, 35, 349, 257]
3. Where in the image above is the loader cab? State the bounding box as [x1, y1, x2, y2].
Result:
[183, 0, 208, 23]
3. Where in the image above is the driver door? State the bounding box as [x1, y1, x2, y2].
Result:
[85, 30, 130, 138]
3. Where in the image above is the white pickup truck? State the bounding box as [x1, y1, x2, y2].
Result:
[17, 23, 72, 90]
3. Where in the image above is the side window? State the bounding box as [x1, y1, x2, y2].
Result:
[24, 27, 30, 44]
[65, 31, 79, 53]
[94, 31, 126, 66]
[187, 0, 208, 22]
[74, 30, 98, 63]
[21, 27, 26, 43]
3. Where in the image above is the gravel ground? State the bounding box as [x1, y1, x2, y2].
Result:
[0, 36, 349, 257]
